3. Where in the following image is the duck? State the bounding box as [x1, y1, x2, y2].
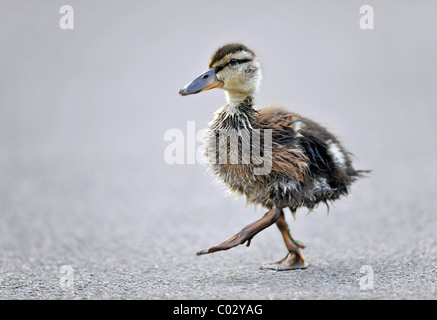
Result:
[179, 43, 368, 270]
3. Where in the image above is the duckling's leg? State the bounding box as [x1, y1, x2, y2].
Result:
[197, 208, 281, 255]
[261, 211, 308, 270]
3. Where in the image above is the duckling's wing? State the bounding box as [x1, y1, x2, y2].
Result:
[256, 106, 360, 183]
[256, 106, 302, 147]
[256, 106, 309, 181]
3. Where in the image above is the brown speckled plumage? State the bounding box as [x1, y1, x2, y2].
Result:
[205, 99, 364, 211]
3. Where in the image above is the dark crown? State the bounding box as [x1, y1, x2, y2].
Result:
[208, 43, 256, 68]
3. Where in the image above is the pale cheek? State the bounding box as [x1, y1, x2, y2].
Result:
[223, 75, 245, 90]
[220, 67, 262, 94]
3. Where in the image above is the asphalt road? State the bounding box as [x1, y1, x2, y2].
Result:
[0, 1, 436, 299]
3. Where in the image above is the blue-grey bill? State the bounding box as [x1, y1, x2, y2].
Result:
[179, 68, 222, 96]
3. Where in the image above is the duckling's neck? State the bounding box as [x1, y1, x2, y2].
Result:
[225, 91, 252, 106]
[211, 95, 256, 130]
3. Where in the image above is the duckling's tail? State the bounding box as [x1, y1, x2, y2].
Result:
[354, 169, 372, 178]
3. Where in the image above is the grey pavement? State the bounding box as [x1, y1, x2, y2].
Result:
[0, 1, 436, 299]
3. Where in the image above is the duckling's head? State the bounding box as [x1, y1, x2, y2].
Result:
[179, 43, 262, 104]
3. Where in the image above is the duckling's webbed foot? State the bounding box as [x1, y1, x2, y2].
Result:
[197, 208, 281, 255]
[261, 252, 308, 270]
[261, 210, 308, 271]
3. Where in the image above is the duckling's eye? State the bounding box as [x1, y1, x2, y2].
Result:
[229, 58, 238, 66]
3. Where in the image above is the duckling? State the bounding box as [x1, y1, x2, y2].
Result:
[179, 43, 368, 270]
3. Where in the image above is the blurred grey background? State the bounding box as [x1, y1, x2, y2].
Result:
[0, 0, 436, 299]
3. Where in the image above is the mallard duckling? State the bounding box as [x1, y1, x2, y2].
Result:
[179, 43, 368, 270]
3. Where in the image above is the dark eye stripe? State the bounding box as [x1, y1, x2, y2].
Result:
[215, 59, 251, 73]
